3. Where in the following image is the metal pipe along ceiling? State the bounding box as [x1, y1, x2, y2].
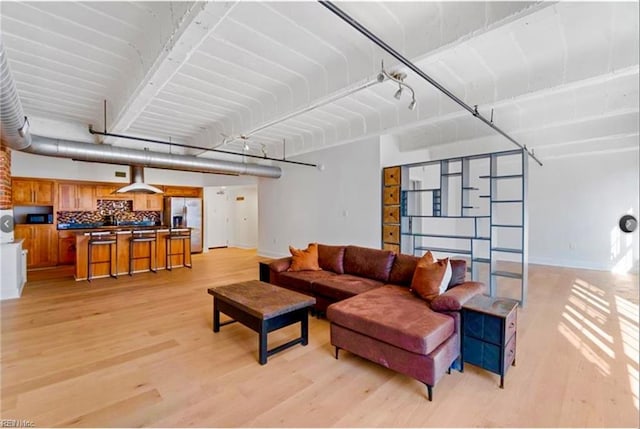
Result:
[0, 40, 281, 179]
[0, 40, 30, 150]
[25, 136, 282, 178]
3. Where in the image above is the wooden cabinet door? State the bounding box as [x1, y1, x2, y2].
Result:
[33, 181, 55, 205]
[76, 185, 96, 210]
[58, 237, 76, 265]
[14, 225, 33, 266]
[95, 185, 121, 199]
[58, 183, 77, 210]
[31, 225, 57, 267]
[133, 194, 164, 211]
[147, 194, 163, 211]
[164, 186, 200, 197]
[12, 179, 34, 204]
[132, 193, 147, 211]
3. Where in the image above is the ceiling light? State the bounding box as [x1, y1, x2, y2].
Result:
[379, 61, 417, 110]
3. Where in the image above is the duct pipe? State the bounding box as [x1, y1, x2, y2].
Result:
[24, 135, 282, 178]
[0, 39, 30, 150]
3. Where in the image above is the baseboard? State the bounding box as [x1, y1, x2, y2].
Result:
[528, 256, 639, 274]
[229, 243, 257, 249]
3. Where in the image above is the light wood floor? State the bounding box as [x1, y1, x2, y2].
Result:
[1, 248, 638, 427]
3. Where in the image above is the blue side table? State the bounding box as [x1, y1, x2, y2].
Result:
[461, 295, 519, 388]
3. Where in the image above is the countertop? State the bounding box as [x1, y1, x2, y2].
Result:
[64, 226, 190, 235]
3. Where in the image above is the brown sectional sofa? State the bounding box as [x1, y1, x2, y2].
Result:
[268, 244, 484, 400]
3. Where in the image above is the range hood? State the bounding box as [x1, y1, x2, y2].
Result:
[116, 166, 163, 194]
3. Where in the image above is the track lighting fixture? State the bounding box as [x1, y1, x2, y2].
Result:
[394, 86, 403, 100]
[379, 60, 417, 111]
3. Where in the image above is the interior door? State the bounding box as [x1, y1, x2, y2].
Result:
[206, 190, 229, 248]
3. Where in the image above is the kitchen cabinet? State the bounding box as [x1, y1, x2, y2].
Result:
[58, 230, 76, 265]
[96, 185, 122, 199]
[58, 183, 96, 211]
[14, 224, 58, 268]
[163, 186, 201, 197]
[12, 179, 55, 205]
[133, 193, 164, 211]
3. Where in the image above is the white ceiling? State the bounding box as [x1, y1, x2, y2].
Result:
[1, 1, 638, 161]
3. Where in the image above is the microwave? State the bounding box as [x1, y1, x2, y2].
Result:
[26, 213, 53, 224]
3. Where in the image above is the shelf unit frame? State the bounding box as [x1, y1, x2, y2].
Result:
[382, 148, 529, 306]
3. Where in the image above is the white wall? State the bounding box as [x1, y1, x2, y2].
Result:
[11, 151, 261, 187]
[258, 136, 381, 258]
[11, 151, 207, 186]
[528, 149, 639, 273]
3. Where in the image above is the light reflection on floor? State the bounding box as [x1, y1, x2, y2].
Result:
[558, 275, 639, 412]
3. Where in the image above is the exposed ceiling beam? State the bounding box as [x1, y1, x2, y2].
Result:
[106, 2, 238, 143]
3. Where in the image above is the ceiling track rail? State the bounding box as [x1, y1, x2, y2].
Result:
[319, 1, 543, 167]
[88, 127, 318, 168]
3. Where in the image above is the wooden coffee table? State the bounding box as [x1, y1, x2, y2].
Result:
[208, 280, 316, 364]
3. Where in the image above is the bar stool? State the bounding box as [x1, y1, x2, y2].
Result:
[129, 229, 157, 275]
[87, 231, 118, 282]
[166, 228, 192, 270]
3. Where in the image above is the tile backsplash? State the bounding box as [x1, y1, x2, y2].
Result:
[57, 200, 161, 224]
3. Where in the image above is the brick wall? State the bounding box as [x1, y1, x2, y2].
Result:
[0, 144, 11, 210]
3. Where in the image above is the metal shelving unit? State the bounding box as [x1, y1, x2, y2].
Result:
[385, 148, 528, 305]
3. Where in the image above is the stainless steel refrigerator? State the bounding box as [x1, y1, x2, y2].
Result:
[163, 197, 203, 253]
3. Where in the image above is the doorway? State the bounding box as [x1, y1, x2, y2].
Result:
[204, 185, 258, 250]
[206, 188, 229, 248]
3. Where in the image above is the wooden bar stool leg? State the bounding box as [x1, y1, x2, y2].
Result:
[150, 240, 157, 273]
[129, 239, 134, 276]
[166, 237, 171, 271]
[87, 242, 92, 283]
[113, 239, 118, 279]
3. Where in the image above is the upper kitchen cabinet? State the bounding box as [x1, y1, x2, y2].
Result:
[58, 183, 96, 211]
[12, 178, 55, 205]
[95, 184, 122, 200]
[133, 193, 163, 211]
[163, 186, 201, 197]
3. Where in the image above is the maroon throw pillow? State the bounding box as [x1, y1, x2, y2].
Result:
[318, 244, 346, 274]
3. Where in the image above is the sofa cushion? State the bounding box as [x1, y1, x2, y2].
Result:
[318, 244, 346, 274]
[312, 274, 384, 301]
[269, 257, 292, 273]
[388, 253, 419, 286]
[288, 243, 321, 272]
[343, 246, 395, 282]
[448, 259, 467, 288]
[276, 270, 338, 293]
[431, 281, 484, 311]
[327, 285, 455, 355]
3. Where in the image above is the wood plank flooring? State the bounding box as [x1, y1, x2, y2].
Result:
[1, 248, 638, 427]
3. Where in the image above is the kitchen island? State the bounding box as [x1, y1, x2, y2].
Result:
[72, 226, 192, 281]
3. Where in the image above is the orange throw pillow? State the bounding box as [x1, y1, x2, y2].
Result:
[288, 243, 321, 272]
[410, 251, 452, 302]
